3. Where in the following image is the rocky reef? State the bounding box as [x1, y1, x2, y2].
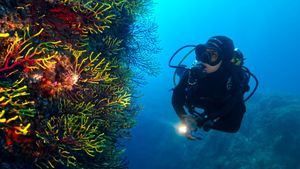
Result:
[190, 94, 300, 169]
[0, 0, 158, 168]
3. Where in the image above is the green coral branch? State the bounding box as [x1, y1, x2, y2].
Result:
[36, 114, 107, 168]
[0, 78, 36, 129]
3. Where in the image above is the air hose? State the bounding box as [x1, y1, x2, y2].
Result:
[168, 45, 196, 86]
[242, 66, 259, 102]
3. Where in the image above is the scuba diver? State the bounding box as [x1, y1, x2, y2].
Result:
[170, 36, 258, 140]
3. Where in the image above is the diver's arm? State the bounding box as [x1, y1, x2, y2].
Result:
[172, 72, 189, 121]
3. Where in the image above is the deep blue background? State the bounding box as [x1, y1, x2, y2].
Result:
[126, 1, 300, 169]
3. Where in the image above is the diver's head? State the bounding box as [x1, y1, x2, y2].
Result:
[195, 36, 235, 73]
[194, 45, 221, 74]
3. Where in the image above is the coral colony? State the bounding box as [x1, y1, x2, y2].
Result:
[0, 0, 157, 168]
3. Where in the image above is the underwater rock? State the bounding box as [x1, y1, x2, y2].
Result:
[193, 94, 300, 169]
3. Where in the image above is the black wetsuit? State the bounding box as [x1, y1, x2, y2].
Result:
[172, 65, 246, 133]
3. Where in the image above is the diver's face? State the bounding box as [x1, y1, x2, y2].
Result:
[198, 49, 222, 74]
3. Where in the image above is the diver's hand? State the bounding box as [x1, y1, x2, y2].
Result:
[184, 132, 198, 141]
[182, 115, 197, 131]
[178, 116, 198, 140]
[180, 115, 204, 140]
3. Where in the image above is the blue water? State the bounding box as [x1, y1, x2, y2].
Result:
[126, 1, 300, 169]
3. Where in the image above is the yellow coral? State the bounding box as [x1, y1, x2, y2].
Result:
[0, 33, 10, 38]
[72, 50, 117, 84]
[0, 78, 35, 135]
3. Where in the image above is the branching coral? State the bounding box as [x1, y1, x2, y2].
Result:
[0, 26, 61, 77]
[0, 0, 157, 168]
[28, 0, 116, 47]
[58, 99, 96, 116]
[125, 19, 160, 77]
[65, 82, 132, 115]
[0, 33, 9, 38]
[73, 1, 115, 33]
[71, 50, 117, 84]
[35, 114, 106, 168]
[112, 0, 150, 16]
[103, 36, 124, 56]
[26, 48, 116, 97]
[106, 86, 131, 108]
[0, 78, 35, 149]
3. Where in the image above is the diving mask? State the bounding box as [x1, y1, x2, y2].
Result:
[194, 47, 223, 74]
[197, 48, 222, 66]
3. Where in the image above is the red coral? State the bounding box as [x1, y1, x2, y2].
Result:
[47, 5, 82, 33]
[30, 1, 84, 43]
[5, 128, 33, 146]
